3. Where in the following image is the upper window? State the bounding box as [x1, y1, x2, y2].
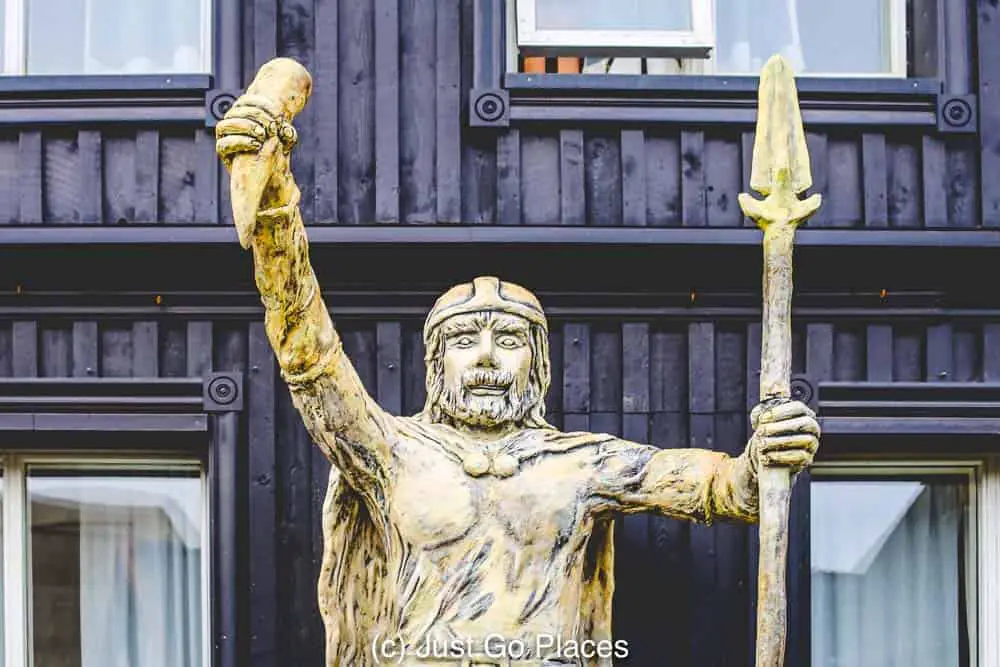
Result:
[516, 0, 713, 58]
[511, 0, 907, 77]
[0, 0, 212, 75]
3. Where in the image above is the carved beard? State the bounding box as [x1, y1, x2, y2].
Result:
[438, 367, 538, 427]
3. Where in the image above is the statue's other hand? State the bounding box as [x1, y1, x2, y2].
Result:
[215, 93, 298, 170]
[748, 400, 820, 472]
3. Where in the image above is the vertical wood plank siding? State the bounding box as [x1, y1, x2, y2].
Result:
[980, 0, 1000, 226]
[0, 4, 981, 228]
[0, 315, 994, 666]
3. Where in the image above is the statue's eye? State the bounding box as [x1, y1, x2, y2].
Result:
[453, 335, 476, 348]
[497, 335, 523, 349]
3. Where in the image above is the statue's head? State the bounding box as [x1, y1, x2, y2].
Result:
[417, 276, 552, 430]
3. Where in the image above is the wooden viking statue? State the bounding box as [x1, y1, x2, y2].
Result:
[215, 58, 820, 667]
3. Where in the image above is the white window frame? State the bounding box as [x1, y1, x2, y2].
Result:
[0, 453, 211, 667]
[511, 0, 908, 78]
[514, 0, 714, 58]
[1, 0, 214, 76]
[810, 458, 1000, 667]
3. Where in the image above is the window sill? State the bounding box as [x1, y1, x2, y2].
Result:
[0, 74, 217, 125]
[470, 73, 974, 133]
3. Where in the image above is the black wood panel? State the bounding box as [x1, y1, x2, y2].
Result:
[376, 321, 403, 414]
[0, 1, 984, 232]
[646, 132, 681, 227]
[522, 133, 559, 225]
[887, 137, 920, 228]
[400, 0, 435, 224]
[586, 134, 622, 227]
[338, 0, 375, 224]
[248, 323, 278, 667]
[377, 0, 401, 224]
[681, 131, 707, 228]
[980, 0, 1000, 226]
[497, 129, 521, 225]
[862, 133, 888, 228]
[714, 325, 751, 667]
[825, 134, 862, 228]
[18, 132, 43, 224]
[705, 133, 742, 228]
[282, 0, 317, 226]
[1, 313, 999, 667]
[805, 133, 829, 227]
[621, 130, 647, 227]
[687, 322, 717, 666]
[313, 0, 339, 223]
[0, 124, 983, 230]
[946, 139, 979, 228]
[37, 323, 68, 377]
[558, 130, 585, 226]
[159, 130, 197, 224]
[436, 0, 462, 224]
[275, 377, 320, 664]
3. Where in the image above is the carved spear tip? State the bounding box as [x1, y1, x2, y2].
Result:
[748, 54, 812, 198]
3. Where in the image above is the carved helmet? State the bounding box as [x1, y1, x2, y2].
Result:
[423, 276, 547, 342]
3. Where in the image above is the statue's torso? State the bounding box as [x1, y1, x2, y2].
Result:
[379, 421, 613, 662]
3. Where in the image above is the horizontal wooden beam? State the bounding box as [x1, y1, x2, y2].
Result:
[0, 413, 209, 432]
[817, 381, 1000, 437]
[504, 74, 947, 129]
[0, 75, 212, 126]
[3, 226, 1000, 248]
[0, 374, 243, 426]
[820, 417, 1000, 436]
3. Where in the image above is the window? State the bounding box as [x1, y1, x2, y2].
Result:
[510, 0, 907, 77]
[810, 462, 983, 667]
[0, 455, 208, 667]
[515, 0, 713, 58]
[1, 0, 212, 75]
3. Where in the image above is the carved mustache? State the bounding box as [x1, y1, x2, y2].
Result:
[462, 368, 515, 389]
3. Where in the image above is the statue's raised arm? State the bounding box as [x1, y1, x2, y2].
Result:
[216, 58, 394, 498]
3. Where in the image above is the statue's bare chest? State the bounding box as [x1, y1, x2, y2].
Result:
[388, 437, 592, 552]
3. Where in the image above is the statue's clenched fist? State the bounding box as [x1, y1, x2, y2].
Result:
[747, 400, 820, 473]
[215, 94, 298, 168]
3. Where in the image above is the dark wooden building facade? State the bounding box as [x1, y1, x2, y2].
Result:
[0, 1, 998, 666]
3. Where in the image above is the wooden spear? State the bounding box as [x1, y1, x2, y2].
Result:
[738, 55, 822, 667]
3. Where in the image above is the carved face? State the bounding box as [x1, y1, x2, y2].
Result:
[437, 311, 536, 427]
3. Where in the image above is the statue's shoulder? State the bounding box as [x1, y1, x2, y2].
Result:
[519, 427, 618, 455]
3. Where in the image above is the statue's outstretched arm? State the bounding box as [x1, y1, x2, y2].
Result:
[587, 440, 760, 524]
[586, 401, 817, 523]
[217, 65, 394, 494]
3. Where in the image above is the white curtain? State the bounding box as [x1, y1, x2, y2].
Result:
[26, 0, 204, 74]
[714, 0, 890, 75]
[32, 476, 203, 667]
[535, 0, 691, 32]
[811, 482, 966, 667]
[79, 504, 202, 667]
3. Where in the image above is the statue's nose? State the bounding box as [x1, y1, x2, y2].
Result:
[474, 335, 498, 367]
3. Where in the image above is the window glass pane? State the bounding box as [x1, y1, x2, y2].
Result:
[28, 467, 204, 667]
[811, 478, 969, 667]
[25, 0, 206, 75]
[534, 0, 692, 32]
[714, 0, 896, 75]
